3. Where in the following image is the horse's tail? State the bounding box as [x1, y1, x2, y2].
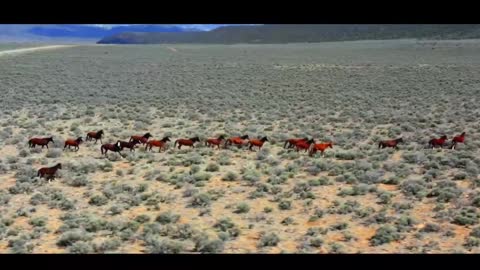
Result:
[37, 170, 41, 177]
[100, 145, 105, 154]
[378, 142, 382, 149]
[174, 140, 178, 148]
[283, 140, 289, 149]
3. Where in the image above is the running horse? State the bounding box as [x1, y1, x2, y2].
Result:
[174, 137, 200, 150]
[309, 142, 333, 157]
[37, 163, 62, 181]
[247, 136, 269, 151]
[205, 135, 226, 149]
[86, 130, 104, 144]
[101, 141, 122, 156]
[145, 136, 171, 152]
[283, 137, 309, 149]
[64, 137, 83, 151]
[28, 137, 54, 149]
[450, 132, 466, 150]
[378, 138, 403, 150]
[119, 139, 141, 152]
[130, 133, 153, 145]
[294, 138, 315, 152]
[224, 135, 249, 149]
[428, 135, 448, 149]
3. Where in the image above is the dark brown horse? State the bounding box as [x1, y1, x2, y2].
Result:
[451, 132, 466, 149]
[378, 138, 403, 150]
[64, 137, 83, 151]
[37, 163, 62, 181]
[28, 137, 54, 149]
[101, 141, 122, 156]
[130, 133, 152, 145]
[205, 135, 226, 149]
[247, 136, 269, 151]
[225, 135, 249, 149]
[428, 135, 447, 149]
[119, 139, 140, 152]
[309, 142, 333, 157]
[284, 137, 308, 149]
[145, 136, 171, 152]
[86, 130, 104, 144]
[174, 137, 200, 150]
[295, 138, 315, 152]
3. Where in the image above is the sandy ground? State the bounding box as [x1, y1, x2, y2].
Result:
[0, 45, 77, 57]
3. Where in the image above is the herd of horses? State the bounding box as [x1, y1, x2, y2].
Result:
[28, 130, 466, 181]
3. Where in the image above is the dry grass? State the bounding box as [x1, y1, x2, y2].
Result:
[0, 40, 480, 253]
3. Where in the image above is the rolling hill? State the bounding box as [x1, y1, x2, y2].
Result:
[97, 24, 480, 44]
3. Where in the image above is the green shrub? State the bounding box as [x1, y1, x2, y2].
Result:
[135, 215, 151, 224]
[278, 200, 292, 210]
[190, 193, 211, 208]
[258, 232, 280, 247]
[205, 163, 220, 172]
[222, 171, 238, 182]
[69, 241, 94, 254]
[370, 226, 402, 246]
[88, 195, 109, 206]
[155, 211, 180, 225]
[234, 203, 250, 214]
[310, 237, 323, 248]
[57, 229, 91, 247]
[452, 207, 479, 226]
[145, 237, 185, 254]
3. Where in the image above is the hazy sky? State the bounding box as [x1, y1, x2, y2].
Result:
[0, 24, 234, 43]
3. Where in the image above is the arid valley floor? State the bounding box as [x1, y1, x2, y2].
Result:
[1, 40, 480, 253]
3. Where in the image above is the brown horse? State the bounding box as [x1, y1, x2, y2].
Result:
[174, 137, 200, 150]
[309, 142, 333, 157]
[119, 139, 140, 152]
[247, 136, 269, 151]
[86, 130, 104, 144]
[451, 132, 465, 149]
[225, 135, 249, 149]
[101, 141, 122, 156]
[28, 137, 54, 149]
[428, 135, 447, 149]
[145, 136, 171, 152]
[284, 137, 308, 149]
[130, 133, 152, 145]
[295, 138, 315, 152]
[37, 163, 62, 181]
[205, 135, 226, 149]
[378, 138, 403, 150]
[64, 137, 83, 151]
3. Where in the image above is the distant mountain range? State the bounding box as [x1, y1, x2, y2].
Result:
[27, 25, 202, 39]
[97, 24, 480, 44]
